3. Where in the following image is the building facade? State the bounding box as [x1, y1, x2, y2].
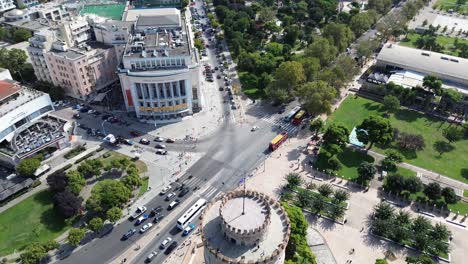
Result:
[0, 0, 15, 13]
[27, 28, 57, 83]
[118, 8, 201, 123]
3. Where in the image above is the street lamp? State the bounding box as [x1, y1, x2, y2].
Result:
[101, 120, 108, 135]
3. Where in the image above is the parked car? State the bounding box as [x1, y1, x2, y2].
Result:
[130, 206, 147, 220]
[178, 187, 190, 198]
[140, 223, 153, 233]
[160, 237, 173, 249]
[135, 214, 149, 225]
[155, 144, 166, 149]
[149, 206, 163, 217]
[87, 109, 96, 114]
[145, 251, 158, 263]
[160, 185, 172, 195]
[130, 130, 141, 137]
[165, 192, 176, 201]
[153, 214, 165, 223]
[124, 139, 134, 145]
[121, 228, 137, 240]
[165, 138, 175, 143]
[182, 223, 196, 236]
[154, 137, 164, 142]
[156, 150, 168, 155]
[139, 138, 150, 145]
[73, 113, 81, 119]
[251, 126, 259, 132]
[164, 241, 178, 255]
[167, 200, 180, 210]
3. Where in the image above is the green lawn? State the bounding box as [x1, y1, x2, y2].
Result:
[464, 190, 468, 198]
[448, 200, 468, 214]
[99, 151, 148, 173]
[393, 166, 417, 178]
[399, 33, 468, 57]
[0, 191, 69, 256]
[138, 177, 149, 197]
[315, 147, 375, 180]
[328, 96, 468, 183]
[433, 0, 468, 14]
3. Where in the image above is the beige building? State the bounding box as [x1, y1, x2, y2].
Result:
[27, 28, 58, 83]
[93, 20, 132, 63]
[44, 42, 119, 99]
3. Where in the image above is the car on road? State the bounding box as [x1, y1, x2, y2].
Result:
[183, 223, 196, 236]
[130, 206, 147, 220]
[156, 150, 168, 155]
[160, 185, 172, 195]
[124, 139, 134, 145]
[165, 192, 176, 201]
[251, 126, 259, 132]
[121, 228, 137, 240]
[130, 130, 141, 137]
[139, 138, 150, 145]
[135, 214, 149, 225]
[218, 86, 224, 91]
[140, 223, 153, 233]
[164, 241, 178, 255]
[80, 107, 90, 113]
[154, 137, 165, 142]
[160, 237, 172, 249]
[155, 144, 166, 149]
[145, 251, 158, 263]
[73, 113, 81, 119]
[167, 200, 180, 210]
[87, 109, 96, 114]
[165, 138, 175, 143]
[278, 106, 286, 114]
[178, 187, 190, 198]
[149, 206, 163, 217]
[153, 214, 165, 223]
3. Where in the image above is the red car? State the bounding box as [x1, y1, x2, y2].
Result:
[130, 131, 141, 137]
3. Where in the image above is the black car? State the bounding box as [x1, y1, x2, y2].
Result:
[164, 241, 178, 255]
[73, 113, 81, 119]
[102, 114, 111, 120]
[121, 228, 137, 240]
[178, 187, 190, 198]
[149, 206, 163, 217]
[153, 214, 165, 223]
[80, 107, 90, 113]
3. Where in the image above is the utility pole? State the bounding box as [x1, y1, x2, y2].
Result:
[242, 176, 246, 215]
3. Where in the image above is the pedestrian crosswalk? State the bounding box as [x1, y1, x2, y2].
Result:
[180, 177, 220, 200]
[259, 114, 300, 135]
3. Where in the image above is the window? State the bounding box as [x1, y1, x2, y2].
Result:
[165, 83, 171, 98]
[180, 80, 186, 96]
[168, 101, 172, 106]
[172, 82, 178, 97]
[139, 102, 144, 107]
[158, 83, 164, 98]
[182, 99, 186, 104]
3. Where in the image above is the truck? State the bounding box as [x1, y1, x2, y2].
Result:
[130, 206, 147, 220]
[269, 131, 288, 151]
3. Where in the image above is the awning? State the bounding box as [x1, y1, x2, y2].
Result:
[93, 92, 108, 102]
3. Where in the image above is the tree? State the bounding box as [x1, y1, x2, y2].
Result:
[323, 124, 349, 149]
[383, 173, 405, 193]
[443, 127, 463, 142]
[121, 173, 143, 189]
[317, 184, 334, 197]
[328, 204, 346, 220]
[424, 182, 442, 201]
[88, 217, 104, 233]
[68, 228, 87, 246]
[356, 40, 379, 60]
[298, 81, 337, 116]
[381, 157, 397, 172]
[350, 13, 372, 36]
[375, 259, 389, 264]
[373, 202, 395, 220]
[327, 157, 342, 172]
[423, 75, 442, 95]
[12, 28, 32, 43]
[430, 222, 451, 241]
[311, 195, 326, 213]
[304, 37, 338, 66]
[53, 189, 83, 218]
[368, 0, 393, 14]
[77, 159, 102, 179]
[285, 172, 303, 190]
[298, 57, 321, 81]
[16, 158, 41, 177]
[0, 48, 28, 77]
[42, 240, 59, 251]
[297, 189, 312, 207]
[385, 149, 403, 163]
[441, 187, 458, 204]
[357, 161, 377, 184]
[66, 170, 86, 195]
[274, 61, 305, 95]
[433, 140, 455, 156]
[334, 189, 350, 203]
[397, 132, 425, 151]
[404, 176, 423, 193]
[309, 118, 324, 136]
[322, 23, 355, 52]
[106, 207, 122, 223]
[406, 254, 436, 264]
[194, 38, 203, 52]
[382, 95, 400, 113]
[20, 243, 47, 264]
[86, 179, 131, 212]
[356, 115, 393, 149]
[47, 170, 68, 192]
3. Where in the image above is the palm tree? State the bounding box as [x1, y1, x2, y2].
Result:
[333, 189, 350, 203]
[317, 184, 333, 197]
[305, 181, 316, 190]
[412, 216, 432, 236]
[328, 204, 346, 220]
[394, 210, 411, 227]
[430, 223, 451, 241]
[311, 195, 326, 214]
[373, 202, 395, 220]
[285, 172, 303, 190]
[297, 188, 312, 208]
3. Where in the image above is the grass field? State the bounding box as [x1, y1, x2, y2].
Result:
[0, 191, 69, 256]
[328, 96, 468, 183]
[464, 190, 468, 198]
[138, 177, 149, 197]
[315, 147, 375, 180]
[81, 4, 125, 20]
[399, 33, 468, 57]
[433, 0, 468, 14]
[99, 151, 148, 173]
[448, 200, 468, 214]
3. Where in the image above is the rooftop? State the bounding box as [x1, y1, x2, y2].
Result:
[377, 43, 468, 83]
[49, 41, 114, 60]
[221, 197, 268, 231]
[5, 18, 50, 32]
[0, 81, 21, 101]
[124, 8, 181, 27]
[0, 82, 47, 118]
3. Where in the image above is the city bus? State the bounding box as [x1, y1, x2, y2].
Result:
[176, 198, 207, 229]
[292, 110, 306, 125]
[269, 131, 289, 151]
[284, 106, 301, 122]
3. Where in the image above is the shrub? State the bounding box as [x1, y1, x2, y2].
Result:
[64, 146, 86, 159]
[62, 164, 73, 171]
[74, 153, 94, 164]
[17, 158, 41, 177]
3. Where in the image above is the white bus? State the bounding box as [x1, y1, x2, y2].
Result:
[284, 106, 301, 122]
[176, 198, 207, 229]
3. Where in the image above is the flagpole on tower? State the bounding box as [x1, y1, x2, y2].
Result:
[242, 176, 246, 215]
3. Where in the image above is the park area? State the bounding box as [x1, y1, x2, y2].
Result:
[326, 96, 468, 183]
[433, 0, 468, 14]
[0, 191, 69, 256]
[80, 4, 125, 20]
[399, 32, 468, 57]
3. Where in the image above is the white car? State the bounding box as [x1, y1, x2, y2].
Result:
[160, 237, 172, 249]
[154, 137, 165, 142]
[156, 150, 168, 155]
[251, 126, 259, 132]
[146, 251, 158, 262]
[160, 185, 172, 195]
[165, 192, 176, 201]
[87, 109, 96, 114]
[140, 223, 153, 233]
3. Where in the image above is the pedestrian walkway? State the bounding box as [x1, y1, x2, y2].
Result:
[307, 226, 337, 264]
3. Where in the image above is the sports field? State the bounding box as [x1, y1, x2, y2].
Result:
[81, 4, 125, 20]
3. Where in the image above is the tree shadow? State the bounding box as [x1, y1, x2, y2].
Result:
[286, 146, 303, 162]
[39, 207, 67, 233]
[433, 141, 455, 157]
[362, 102, 384, 113]
[393, 109, 420, 122]
[396, 147, 417, 160]
[461, 168, 468, 180]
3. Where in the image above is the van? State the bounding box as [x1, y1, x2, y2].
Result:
[167, 200, 180, 210]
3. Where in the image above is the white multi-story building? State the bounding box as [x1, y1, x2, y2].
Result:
[27, 28, 58, 83]
[0, 0, 15, 13]
[118, 8, 201, 123]
[93, 20, 132, 63]
[59, 17, 91, 47]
